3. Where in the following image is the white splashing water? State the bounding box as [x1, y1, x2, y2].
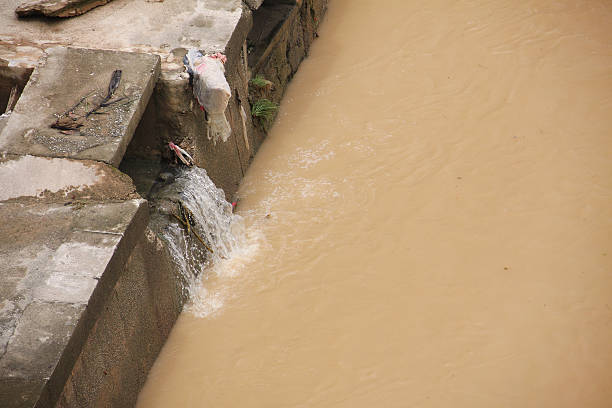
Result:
[159, 167, 257, 316]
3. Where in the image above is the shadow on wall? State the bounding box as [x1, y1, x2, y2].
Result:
[0, 65, 32, 114]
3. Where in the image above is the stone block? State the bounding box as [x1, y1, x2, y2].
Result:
[0, 47, 160, 167]
[15, 0, 114, 18]
[0, 197, 148, 408]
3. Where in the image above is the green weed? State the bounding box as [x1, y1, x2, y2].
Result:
[251, 98, 278, 122]
[249, 75, 273, 89]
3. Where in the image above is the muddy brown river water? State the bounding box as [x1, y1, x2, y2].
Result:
[137, 0, 612, 406]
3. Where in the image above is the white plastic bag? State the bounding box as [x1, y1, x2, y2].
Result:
[184, 50, 232, 144]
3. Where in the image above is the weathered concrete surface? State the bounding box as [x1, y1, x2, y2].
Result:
[0, 197, 147, 407]
[0, 155, 99, 201]
[243, 0, 264, 10]
[15, 0, 114, 18]
[123, 7, 255, 200]
[54, 228, 184, 408]
[0, 0, 243, 55]
[0, 47, 160, 167]
[0, 154, 187, 408]
[0, 155, 147, 408]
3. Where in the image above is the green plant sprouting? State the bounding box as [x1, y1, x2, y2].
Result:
[249, 75, 273, 89]
[251, 99, 278, 123]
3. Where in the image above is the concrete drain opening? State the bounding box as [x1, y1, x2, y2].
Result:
[118, 81, 194, 200]
[0, 65, 31, 114]
[118, 101, 163, 200]
[0, 64, 32, 132]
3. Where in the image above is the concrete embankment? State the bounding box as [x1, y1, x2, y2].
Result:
[0, 0, 327, 406]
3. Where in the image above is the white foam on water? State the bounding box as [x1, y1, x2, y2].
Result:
[159, 166, 263, 317]
[186, 227, 263, 318]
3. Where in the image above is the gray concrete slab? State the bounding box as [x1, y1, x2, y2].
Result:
[0, 154, 145, 407]
[0, 197, 147, 408]
[0, 47, 160, 166]
[0, 0, 243, 56]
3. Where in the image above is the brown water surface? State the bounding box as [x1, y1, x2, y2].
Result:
[137, 0, 612, 406]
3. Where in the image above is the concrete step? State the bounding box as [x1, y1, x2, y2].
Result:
[0, 47, 160, 167]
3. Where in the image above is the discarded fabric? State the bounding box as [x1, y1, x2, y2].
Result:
[169, 142, 194, 166]
[184, 49, 232, 144]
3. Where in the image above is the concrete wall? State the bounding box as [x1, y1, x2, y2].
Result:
[54, 228, 184, 408]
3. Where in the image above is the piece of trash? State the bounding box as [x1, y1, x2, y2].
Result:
[172, 200, 214, 253]
[3, 86, 18, 115]
[239, 103, 250, 150]
[51, 69, 126, 130]
[107, 70, 122, 99]
[168, 142, 194, 166]
[88, 69, 122, 115]
[184, 49, 232, 144]
[52, 113, 84, 130]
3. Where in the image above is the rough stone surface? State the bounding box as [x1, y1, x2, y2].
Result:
[54, 228, 184, 408]
[15, 0, 114, 18]
[0, 197, 147, 408]
[124, 8, 255, 200]
[0, 47, 160, 167]
[0, 0, 243, 55]
[250, 0, 327, 101]
[243, 0, 264, 10]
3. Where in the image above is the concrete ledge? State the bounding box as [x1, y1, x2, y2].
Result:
[0, 197, 149, 408]
[54, 227, 184, 407]
[0, 154, 159, 407]
[0, 47, 160, 167]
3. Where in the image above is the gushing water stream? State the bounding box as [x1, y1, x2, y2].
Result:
[152, 166, 250, 310]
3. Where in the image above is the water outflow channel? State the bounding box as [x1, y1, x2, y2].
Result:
[137, 0, 612, 406]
